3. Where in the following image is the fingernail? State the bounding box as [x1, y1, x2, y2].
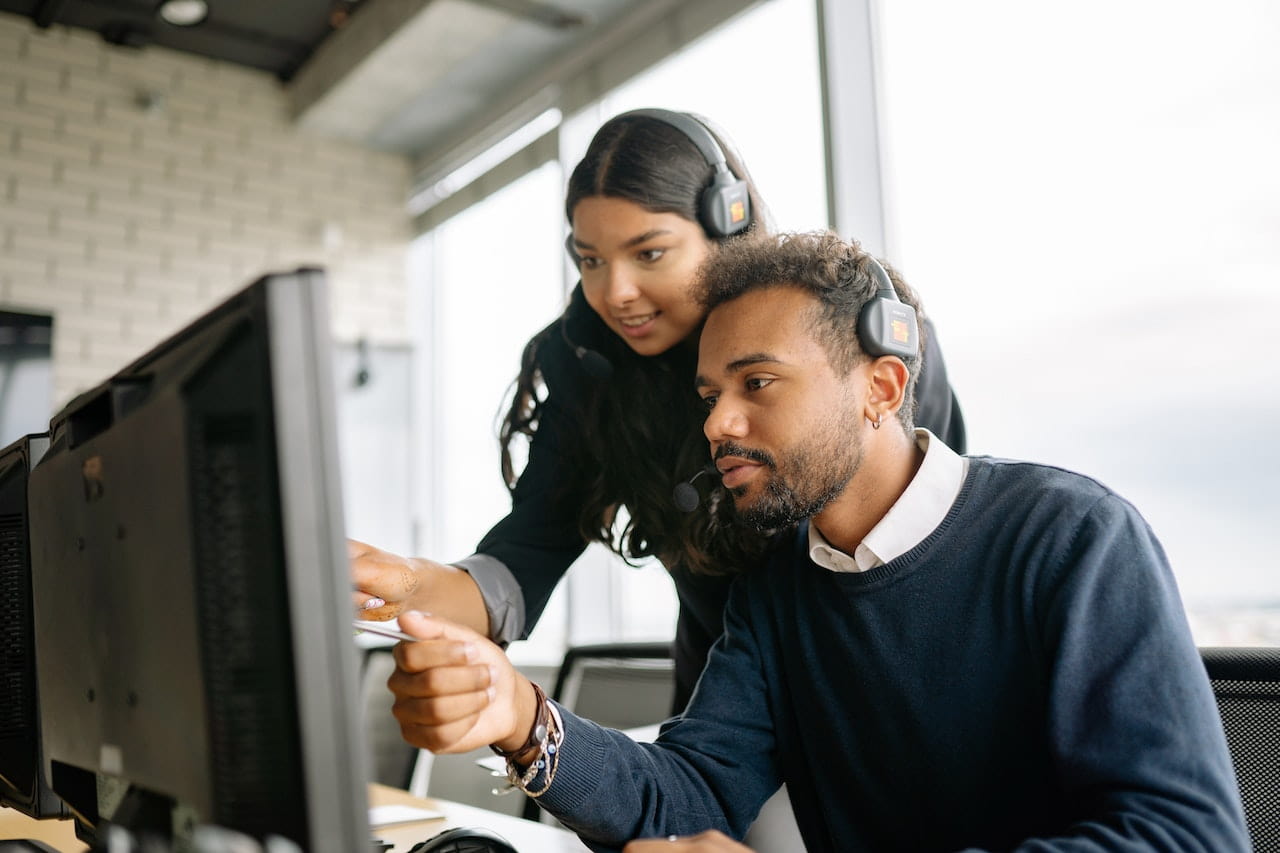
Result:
[362, 598, 385, 610]
[486, 686, 496, 701]
[462, 641, 476, 662]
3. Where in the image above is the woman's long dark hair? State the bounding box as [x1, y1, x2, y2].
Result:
[499, 111, 774, 575]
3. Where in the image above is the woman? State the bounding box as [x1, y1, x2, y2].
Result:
[352, 108, 966, 710]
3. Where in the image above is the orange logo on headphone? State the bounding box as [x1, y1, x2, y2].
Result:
[892, 320, 911, 343]
[730, 201, 746, 223]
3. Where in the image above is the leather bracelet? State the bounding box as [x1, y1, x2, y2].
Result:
[490, 680, 549, 759]
[491, 686, 564, 798]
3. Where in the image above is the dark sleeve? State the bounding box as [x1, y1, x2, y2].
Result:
[1003, 494, 1250, 852]
[915, 317, 966, 453]
[534, 577, 780, 848]
[472, 347, 592, 639]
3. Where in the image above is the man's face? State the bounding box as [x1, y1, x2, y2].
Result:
[695, 287, 866, 529]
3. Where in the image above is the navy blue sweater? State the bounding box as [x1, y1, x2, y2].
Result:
[536, 457, 1249, 852]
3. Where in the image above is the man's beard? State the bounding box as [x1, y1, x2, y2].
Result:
[718, 426, 863, 532]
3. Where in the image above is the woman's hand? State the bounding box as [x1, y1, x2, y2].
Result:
[623, 831, 754, 852]
[349, 538, 419, 616]
[349, 539, 489, 635]
[388, 611, 538, 755]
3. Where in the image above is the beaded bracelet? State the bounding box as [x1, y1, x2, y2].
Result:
[490, 682, 564, 797]
[522, 700, 563, 798]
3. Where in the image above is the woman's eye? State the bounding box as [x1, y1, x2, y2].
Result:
[700, 394, 718, 410]
[580, 256, 602, 270]
[745, 377, 774, 392]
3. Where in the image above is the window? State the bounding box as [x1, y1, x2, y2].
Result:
[412, 162, 568, 663]
[580, 0, 828, 234]
[553, 0, 829, 651]
[877, 0, 1280, 643]
[412, 0, 830, 662]
[0, 311, 53, 448]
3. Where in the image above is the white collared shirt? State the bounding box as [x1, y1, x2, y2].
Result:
[808, 429, 968, 573]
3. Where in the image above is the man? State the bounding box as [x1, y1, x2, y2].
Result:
[388, 232, 1248, 852]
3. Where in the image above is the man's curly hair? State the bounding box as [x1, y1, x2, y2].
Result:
[696, 230, 927, 432]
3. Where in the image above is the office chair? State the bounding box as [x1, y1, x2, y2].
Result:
[526, 640, 805, 849]
[1200, 646, 1280, 853]
[359, 647, 419, 790]
[548, 641, 676, 728]
[521, 642, 675, 821]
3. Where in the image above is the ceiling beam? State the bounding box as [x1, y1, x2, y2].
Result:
[408, 0, 759, 196]
[32, 0, 68, 28]
[287, 0, 515, 144]
[467, 0, 589, 29]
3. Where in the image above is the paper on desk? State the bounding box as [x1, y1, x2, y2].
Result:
[368, 803, 444, 827]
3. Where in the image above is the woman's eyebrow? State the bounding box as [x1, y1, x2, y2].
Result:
[572, 229, 674, 252]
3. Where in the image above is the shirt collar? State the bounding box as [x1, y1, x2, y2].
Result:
[808, 428, 968, 573]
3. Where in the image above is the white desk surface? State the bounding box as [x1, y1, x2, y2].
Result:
[0, 783, 590, 853]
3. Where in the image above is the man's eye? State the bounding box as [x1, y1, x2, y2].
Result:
[745, 377, 774, 392]
[638, 248, 666, 263]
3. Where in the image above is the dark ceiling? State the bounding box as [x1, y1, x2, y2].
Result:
[1, 0, 738, 161]
[0, 0, 365, 80]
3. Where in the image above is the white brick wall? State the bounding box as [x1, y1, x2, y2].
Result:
[0, 12, 414, 408]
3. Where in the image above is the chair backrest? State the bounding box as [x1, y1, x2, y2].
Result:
[543, 641, 805, 850]
[550, 642, 676, 730]
[359, 647, 419, 790]
[518, 642, 674, 822]
[1200, 646, 1280, 853]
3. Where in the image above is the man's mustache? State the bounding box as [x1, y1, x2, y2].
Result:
[714, 441, 776, 470]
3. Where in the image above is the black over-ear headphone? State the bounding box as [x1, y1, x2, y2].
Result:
[624, 108, 753, 238]
[857, 256, 920, 360]
[565, 108, 753, 264]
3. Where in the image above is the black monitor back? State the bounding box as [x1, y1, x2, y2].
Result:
[0, 432, 67, 820]
[26, 270, 369, 852]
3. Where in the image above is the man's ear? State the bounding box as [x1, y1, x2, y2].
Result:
[864, 356, 909, 420]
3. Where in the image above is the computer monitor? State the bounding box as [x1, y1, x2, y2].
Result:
[0, 432, 69, 822]
[25, 269, 371, 852]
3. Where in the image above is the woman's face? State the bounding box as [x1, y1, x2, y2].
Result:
[570, 196, 714, 356]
